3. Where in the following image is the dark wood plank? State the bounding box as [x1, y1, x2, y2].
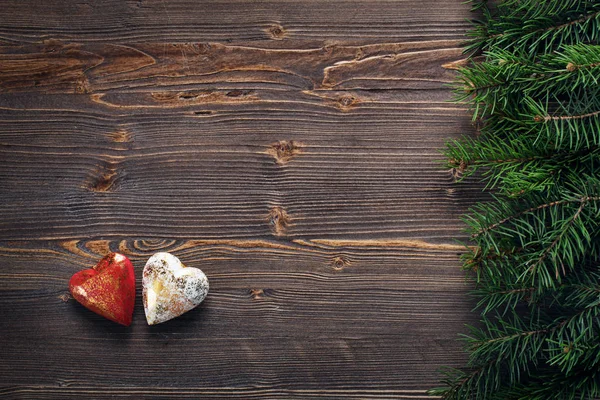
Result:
[0, 0, 472, 44]
[0, 40, 463, 93]
[0, 91, 484, 242]
[0, 387, 446, 400]
[0, 239, 474, 398]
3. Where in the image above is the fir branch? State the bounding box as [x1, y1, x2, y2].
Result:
[472, 198, 572, 238]
[466, 3, 600, 55]
[435, 301, 600, 398]
[524, 197, 588, 278]
[456, 45, 600, 120]
[445, 132, 600, 196]
[467, 189, 600, 288]
[538, 108, 600, 122]
[433, 2, 600, 399]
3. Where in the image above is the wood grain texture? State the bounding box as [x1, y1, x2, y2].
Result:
[0, 0, 472, 44]
[0, 239, 474, 398]
[0, 0, 482, 398]
[0, 40, 463, 93]
[0, 90, 484, 242]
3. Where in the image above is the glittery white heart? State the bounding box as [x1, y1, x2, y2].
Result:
[142, 252, 209, 325]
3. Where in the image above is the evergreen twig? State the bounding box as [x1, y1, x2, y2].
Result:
[431, 1, 600, 398]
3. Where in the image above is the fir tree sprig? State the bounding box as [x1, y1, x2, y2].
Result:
[455, 45, 600, 120]
[431, 1, 600, 398]
[446, 132, 600, 196]
[465, 2, 600, 56]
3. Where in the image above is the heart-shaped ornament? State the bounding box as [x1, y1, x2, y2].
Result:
[143, 252, 209, 325]
[69, 252, 136, 326]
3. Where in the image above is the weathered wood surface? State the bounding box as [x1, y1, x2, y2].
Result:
[0, 0, 484, 398]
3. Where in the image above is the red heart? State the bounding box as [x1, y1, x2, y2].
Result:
[69, 252, 136, 326]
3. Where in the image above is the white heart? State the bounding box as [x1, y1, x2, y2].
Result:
[142, 252, 209, 325]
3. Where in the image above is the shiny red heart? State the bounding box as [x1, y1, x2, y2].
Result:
[69, 252, 136, 326]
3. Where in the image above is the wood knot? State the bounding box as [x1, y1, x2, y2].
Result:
[108, 128, 133, 143]
[448, 159, 467, 181]
[268, 206, 290, 236]
[155, 90, 210, 103]
[134, 238, 178, 252]
[354, 48, 364, 60]
[250, 288, 264, 300]
[226, 89, 251, 97]
[88, 160, 120, 193]
[266, 140, 302, 164]
[337, 95, 357, 111]
[178, 92, 200, 100]
[75, 74, 90, 94]
[267, 24, 287, 40]
[331, 256, 350, 271]
[85, 239, 113, 256]
[42, 39, 65, 53]
[58, 293, 72, 302]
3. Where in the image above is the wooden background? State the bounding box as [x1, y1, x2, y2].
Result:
[0, 1, 486, 398]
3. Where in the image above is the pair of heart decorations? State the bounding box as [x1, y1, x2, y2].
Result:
[69, 252, 209, 326]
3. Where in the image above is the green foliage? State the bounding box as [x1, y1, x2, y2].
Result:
[431, 1, 600, 398]
[465, 1, 600, 56]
